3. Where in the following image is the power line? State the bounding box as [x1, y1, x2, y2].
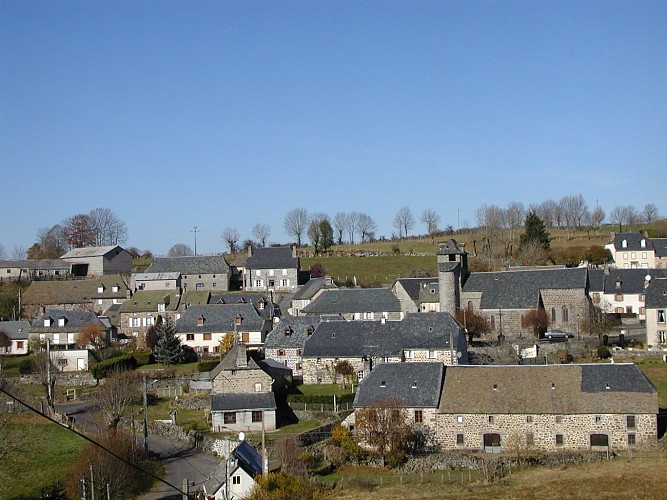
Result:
[0, 386, 186, 497]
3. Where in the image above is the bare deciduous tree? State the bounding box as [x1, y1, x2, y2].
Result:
[62, 213, 96, 248]
[333, 212, 347, 244]
[420, 209, 440, 243]
[284, 208, 309, 247]
[357, 213, 376, 243]
[346, 211, 359, 245]
[96, 369, 141, 432]
[167, 243, 194, 257]
[642, 203, 660, 224]
[393, 206, 415, 238]
[89, 207, 129, 246]
[77, 323, 108, 356]
[355, 398, 411, 466]
[251, 223, 271, 247]
[609, 205, 636, 233]
[221, 227, 241, 254]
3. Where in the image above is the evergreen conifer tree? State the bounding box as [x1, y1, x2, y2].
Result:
[153, 317, 184, 365]
[519, 211, 550, 250]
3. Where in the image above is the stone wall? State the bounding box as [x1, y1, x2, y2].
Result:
[211, 367, 273, 394]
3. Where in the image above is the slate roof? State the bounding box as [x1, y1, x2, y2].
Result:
[245, 247, 298, 270]
[23, 275, 129, 305]
[119, 290, 180, 313]
[353, 362, 444, 408]
[175, 304, 267, 333]
[61, 246, 122, 259]
[607, 233, 654, 252]
[394, 278, 438, 301]
[292, 277, 337, 301]
[588, 269, 605, 293]
[301, 288, 402, 315]
[438, 239, 466, 255]
[438, 364, 657, 415]
[462, 267, 588, 310]
[265, 316, 321, 348]
[209, 343, 265, 379]
[209, 293, 271, 305]
[30, 309, 105, 332]
[133, 272, 181, 281]
[146, 255, 231, 275]
[233, 441, 264, 477]
[653, 238, 667, 258]
[602, 269, 665, 294]
[210, 392, 276, 412]
[0, 320, 31, 339]
[180, 291, 212, 306]
[0, 259, 68, 270]
[645, 278, 667, 308]
[302, 312, 465, 358]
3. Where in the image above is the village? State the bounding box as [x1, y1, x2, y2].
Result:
[1, 228, 667, 499]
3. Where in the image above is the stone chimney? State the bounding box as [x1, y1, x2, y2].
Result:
[236, 342, 248, 369]
[291, 245, 297, 258]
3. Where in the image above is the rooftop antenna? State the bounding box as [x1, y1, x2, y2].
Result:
[191, 226, 198, 256]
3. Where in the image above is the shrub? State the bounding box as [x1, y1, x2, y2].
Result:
[91, 355, 138, 380]
[18, 357, 34, 374]
[197, 360, 219, 372]
[597, 346, 612, 359]
[287, 393, 355, 405]
[130, 351, 154, 366]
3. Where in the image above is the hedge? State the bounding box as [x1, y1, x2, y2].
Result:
[287, 393, 355, 405]
[130, 351, 154, 366]
[197, 360, 220, 373]
[91, 354, 138, 380]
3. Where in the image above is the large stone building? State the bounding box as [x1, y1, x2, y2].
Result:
[243, 246, 300, 293]
[301, 287, 404, 321]
[645, 277, 667, 346]
[264, 316, 321, 380]
[61, 246, 134, 277]
[146, 255, 231, 292]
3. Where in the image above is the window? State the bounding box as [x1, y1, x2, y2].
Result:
[642, 252, 648, 259]
[357, 370, 364, 381]
[594, 415, 602, 424]
[658, 310, 666, 323]
[254, 383, 262, 392]
[405, 350, 414, 359]
[252, 411, 263, 423]
[232, 475, 241, 485]
[224, 412, 236, 424]
[195, 283, 204, 290]
[281, 279, 289, 287]
[526, 433, 534, 446]
[269, 269, 274, 276]
[316, 358, 321, 364]
[456, 415, 464, 424]
[363, 312, 374, 320]
[627, 433, 636, 446]
[555, 434, 564, 446]
[488, 415, 494, 424]
[551, 308, 556, 323]
[296, 348, 301, 356]
[277, 349, 285, 356]
[627, 415, 636, 429]
[640, 307, 645, 315]
[268, 279, 275, 288]
[57, 358, 68, 366]
[561, 306, 569, 323]
[58, 318, 66, 327]
[641, 239, 646, 248]
[640, 294, 645, 302]
[254, 279, 263, 288]
[555, 415, 563, 423]
[614, 294, 623, 302]
[456, 433, 464, 445]
[203, 333, 212, 341]
[660, 331, 667, 344]
[283, 269, 288, 275]
[631, 252, 637, 259]
[414, 410, 423, 424]
[428, 350, 436, 359]
[295, 362, 301, 370]
[592, 292, 600, 303]
[622, 240, 627, 248]
[16, 341, 24, 349]
[526, 415, 533, 423]
[186, 334, 194, 341]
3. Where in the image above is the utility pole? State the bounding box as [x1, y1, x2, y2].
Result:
[262, 411, 268, 478]
[89, 464, 95, 500]
[46, 338, 53, 414]
[143, 375, 149, 454]
[192, 226, 199, 256]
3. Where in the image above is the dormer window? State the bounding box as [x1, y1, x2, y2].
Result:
[307, 326, 314, 336]
[57, 317, 66, 327]
[411, 381, 417, 389]
[622, 239, 627, 248]
[615, 279, 622, 288]
[284, 327, 292, 337]
[641, 239, 646, 248]
[258, 302, 264, 310]
[331, 333, 336, 338]
[493, 384, 498, 390]
[197, 315, 205, 326]
[112, 285, 119, 293]
[380, 380, 386, 387]
[43, 318, 52, 327]
[97, 286, 104, 293]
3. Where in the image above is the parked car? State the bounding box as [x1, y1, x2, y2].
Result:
[543, 330, 574, 341]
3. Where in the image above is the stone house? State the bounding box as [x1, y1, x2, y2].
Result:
[392, 278, 440, 314]
[352, 362, 444, 431]
[645, 277, 667, 346]
[0, 259, 69, 282]
[118, 290, 181, 348]
[210, 343, 274, 395]
[130, 272, 181, 292]
[653, 238, 667, 269]
[300, 312, 467, 384]
[208, 293, 278, 323]
[210, 392, 277, 433]
[30, 309, 110, 350]
[435, 364, 657, 453]
[301, 287, 404, 321]
[175, 303, 272, 356]
[243, 246, 301, 293]
[61, 245, 134, 277]
[288, 276, 337, 316]
[146, 255, 231, 292]
[22, 275, 130, 319]
[0, 320, 31, 355]
[264, 316, 321, 380]
[604, 232, 656, 269]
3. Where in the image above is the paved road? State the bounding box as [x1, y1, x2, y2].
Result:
[56, 401, 222, 499]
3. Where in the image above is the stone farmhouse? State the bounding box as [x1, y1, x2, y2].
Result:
[146, 254, 231, 292]
[243, 246, 302, 293]
[604, 232, 661, 269]
[0, 258, 69, 282]
[392, 277, 440, 314]
[0, 320, 31, 355]
[435, 363, 657, 453]
[61, 245, 134, 277]
[175, 303, 273, 355]
[300, 312, 467, 384]
[22, 275, 130, 319]
[208, 293, 278, 322]
[209, 343, 277, 432]
[288, 276, 337, 316]
[118, 290, 181, 347]
[654, 238, 667, 269]
[301, 287, 404, 321]
[645, 277, 667, 346]
[30, 309, 110, 352]
[352, 362, 445, 430]
[264, 316, 321, 380]
[130, 272, 181, 292]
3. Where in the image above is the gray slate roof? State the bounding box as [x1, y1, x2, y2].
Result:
[210, 392, 276, 412]
[462, 267, 588, 310]
[175, 304, 267, 333]
[601, 269, 665, 294]
[265, 316, 321, 349]
[645, 278, 667, 308]
[23, 275, 129, 305]
[119, 290, 180, 313]
[653, 238, 667, 258]
[291, 277, 337, 301]
[394, 278, 438, 301]
[607, 233, 654, 251]
[0, 320, 31, 339]
[30, 309, 105, 332]
[439, 364, 657, 415]
[587, 269, 605, 293]
[0, 259, 68, 270]
[245, 247, 298, 270]
[354, 362, 444, 408]
[302, 312, 465, 358]
[146, 255, 231, 275]
[133, 272, 181, 281]
[302, 288, 401, 315]
[61, 246, 123, 258]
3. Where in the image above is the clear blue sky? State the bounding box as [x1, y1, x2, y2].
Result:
[1, 1, 665, 256]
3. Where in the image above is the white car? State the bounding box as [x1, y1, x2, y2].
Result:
[544, 330, 574, 340]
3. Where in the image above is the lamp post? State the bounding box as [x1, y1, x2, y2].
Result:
[576, 314, 580, 341]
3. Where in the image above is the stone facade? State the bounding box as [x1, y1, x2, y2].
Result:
[245, 267, 299, 293]
[211, 366, 273, 395]
[435, 412, 656, 453]
[540, 288, 591, 334]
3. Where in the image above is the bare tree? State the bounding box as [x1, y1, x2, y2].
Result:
[11, 246, 26, 260]
[346, 211, 359, 245]
[77, 323, 108, 357]
[537, 199, 558, 228]
[221, 227, 241, 254]
[284, 208, 309, 247]
[357, 213, 377, 243]
[30, 225, 67, 259]
[0, 244, 5, 260]
[167, 243, 194, 257]
[32, 351, 58, 414]
[560, 194, 588, 238]
[251, 223, 271, 247]
[333, 212, 347, 244]
[609, 205, 635, 233]
[96, 369, 141, 432]
[393, 206, 415, 238]
[355, 398, 411, 466]
[62, 213, 96, 248]
[475, 203, 504, 262]
[89, 207, 129, 246]
[420, 209, 440, 243]
[502, 201, 525, 257]
[590, 205, 605, 231]
[642, 203, 660, 224]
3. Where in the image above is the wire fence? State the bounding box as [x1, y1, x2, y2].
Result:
[287, 401, 352, 413]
